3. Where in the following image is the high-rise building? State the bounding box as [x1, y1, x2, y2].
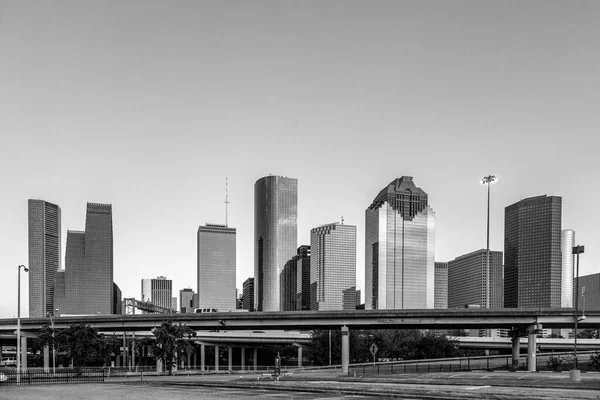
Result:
[296, 245, 311, 311]
[65, 203, 114, 314]
[365, 177, 435, 310]
[180, 288, 196, 313]
[28, 199, 61, 318]
[578, 273, 600, 310]
[113, 283, 122, 314]
[447, 250, 503, 309]
[280, 259, 297, 311]
[254, 176, 298, 311]
[198, 224, 236, 311]
[141, 276, 173, 310]
[561, 230, 575, 308]
[504, 195, 562, 308]
[243, 278, 254, 311]
[171, 297, 177, 312]
[434, 262, 448, 309]
[310, 223, 356, 311]
[54, 270, 66, 315]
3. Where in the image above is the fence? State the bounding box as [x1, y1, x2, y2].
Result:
[0, 368, 105, 386]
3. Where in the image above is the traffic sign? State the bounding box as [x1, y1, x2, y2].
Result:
[370, 343, 378, 356]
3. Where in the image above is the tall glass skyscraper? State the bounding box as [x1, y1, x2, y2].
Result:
[254, 176, 298, 311]
[65, 203, 114, 314]
[504, 195, 562, 308]
[365, 177, 435, 310]
[561, 229, 575, 308]
[310, 223, 356, 311]
[434, 262, 448, 310]
[197, 224, 236, 311]
[28, 199, 61, 318]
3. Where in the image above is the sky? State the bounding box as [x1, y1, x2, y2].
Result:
[1, 1, 599, 318]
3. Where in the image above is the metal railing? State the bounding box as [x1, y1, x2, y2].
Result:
[0, 368, 105, 386]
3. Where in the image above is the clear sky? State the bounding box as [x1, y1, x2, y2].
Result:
[1, 1, 599, 318]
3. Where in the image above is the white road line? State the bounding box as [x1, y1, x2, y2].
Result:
[449, 374, 463, 378]
[465, 385, 492, 390]
[518, 375, 529, 380]
[480, 374, 493, 379]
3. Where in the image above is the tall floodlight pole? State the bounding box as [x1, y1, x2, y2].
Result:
[17, 264, 29, 384]
[481, 175, 497, 309]
[573, 245, 585, 370]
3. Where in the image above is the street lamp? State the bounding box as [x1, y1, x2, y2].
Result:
[17, 264, 29, 384]
[47, 310, 57, 375]
[481, 175, 497, 309]
[573, 245, 585, 371]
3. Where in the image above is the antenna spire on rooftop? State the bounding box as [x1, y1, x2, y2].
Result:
[225, 177, 229, 227]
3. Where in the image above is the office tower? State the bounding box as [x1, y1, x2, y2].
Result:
[356, 290, 362, 308]
[434, 262, 448, 309]
[236, 291, 243, 310]
[141, 276, 173, 310]
[180, 288, 196, 313]
[561, 230, 575, 308]
[113, 283, 122, 314]
[578, 273, 600, 310]
[198, 224, 236, 311]
[280, 259, 297, 311]
[243, 278, 255, 311]
[65, 203, 114, 314]
[28, 199, 61, 318]
[53, 270, 66, 315]
[254, 175, 298, 311]
[447, 250, 503, 309]
[171, 297, 177, 312]
[310, 223, 356, 311]
[296, 245, 311, 311]
[365, 177, 435, 310]
[504, 195, 562, 308]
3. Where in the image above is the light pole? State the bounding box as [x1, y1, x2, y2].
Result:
[573, 245, 585, 371]
[17, 264, 29, 384]
[481, 175, 497, 309]
[47, 310, 57, 375]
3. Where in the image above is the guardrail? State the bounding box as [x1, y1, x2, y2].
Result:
[0, 368, 105, 386]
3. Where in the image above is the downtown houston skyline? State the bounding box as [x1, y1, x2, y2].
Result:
[1, 1, 599, 317]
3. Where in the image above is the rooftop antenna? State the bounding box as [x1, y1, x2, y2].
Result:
[225, 177, 229, 227]
[341, 216, 344, 225]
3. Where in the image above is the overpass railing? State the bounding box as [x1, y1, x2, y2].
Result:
[0, 368, 105, 386]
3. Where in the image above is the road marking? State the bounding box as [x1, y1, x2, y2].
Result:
[449, 374, 463, 378]
[465, 385, 492, 390]
[480, 374, 493, 379]
[518, 375, 529, 380]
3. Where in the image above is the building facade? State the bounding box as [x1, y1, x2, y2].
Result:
[504, 195, 562, 308]
[28, 199, 61, 318]
[296, 245, 311, 311]
[243, 278, 255, 311]
[198, 224, 236, 311]
[254, 176, 298, 311]
[561, 229, 575, 308]
[310, 223, 356, 311]
[180, 288, 196, 313]
[447, 249, 503, 309]
[434, 262, 448, 309]
[65, 203, 114, 314]
[578, 273, 600, 310]
[365, 177, 435, 310]
[141, 276, 173, 310]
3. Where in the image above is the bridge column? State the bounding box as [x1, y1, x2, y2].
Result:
[253, 348, 258, 371]
[215, 345, 220, 371]
[241, 347, 246, 371]
[511, 335, 520, 370]
[200, 344, 205, 372]
[43, 345, 50, 372]
[341, 326, 349, 374]
[297, 345, 303, 368]
[527, 331, 537, 372]
[193, 345, 197, 369]
[187, 351, 191, 369]
[228, 346, 233, 372]
[20, 337, 28, 372]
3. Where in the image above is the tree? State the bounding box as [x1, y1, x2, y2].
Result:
[152, 321, 196, 375]
[55, 323, 106, 371]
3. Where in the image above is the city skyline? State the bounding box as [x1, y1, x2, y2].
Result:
[1, 1, 599, 317]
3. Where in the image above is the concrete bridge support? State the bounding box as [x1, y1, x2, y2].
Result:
[511, 335, 520, 370]
[215, 345, 220, 371]
[297, 345, 303, 368]
[228, 346, 233, 372]
[527, 331, 537, 372]
[20, 337, 27, 372]
[200, 344, 205, 371]
[43, 345, 49, 372]
[253, 348, 258, 371]
[341, 326, 349, 374]
[241, 347, 246, 370]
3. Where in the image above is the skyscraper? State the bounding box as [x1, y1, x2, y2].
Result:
[434, 262, 448, 310]
[365, 177, 435, 310]
[28, 199, 61, 318]
[561, 229, 575, 308]
[254, 175, 298, 311]
[280, 258, 297, 311]
[197, 224, 236, 311]
[180, 288, 196, 313]
[141, 276, 173, 310]
[296, 245, 311, 311]
[243, 278, 255, 311]
[310, 222, 356, 311]
[65, 203, 114, 314]
[447, 250, 503, 309]
[504, 195, 562, 308]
